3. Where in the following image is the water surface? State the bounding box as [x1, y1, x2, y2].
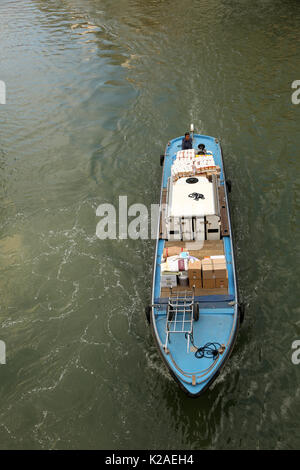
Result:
[0, 0, 299, 450]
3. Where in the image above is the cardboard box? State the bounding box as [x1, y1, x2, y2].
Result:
[163, 246, 184, 258]
[189, 272, 201, 281]
[215, 277, 228, 289]
[211, 255, 226, 262]
[212, 262, 227, 279]
[201, 259, 214, 279]
[188, 260, 202, 280]
[203, 278, 215, 289]
[202, 256, 212, 263]
[161, 274, 177, 288]
[202, 256, 227, 279]
[189, 278, 202, 289]
[211, 256, 227, 278]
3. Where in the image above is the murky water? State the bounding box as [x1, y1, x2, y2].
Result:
[0, 0, 299, 450]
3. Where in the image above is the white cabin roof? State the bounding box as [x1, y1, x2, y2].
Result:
[168, 176, 217, 218]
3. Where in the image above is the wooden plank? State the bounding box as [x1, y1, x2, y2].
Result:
[165, 240, 223, 249]
[163, 240, 224, 259]
[160, 204, 167, 239]
[159, 189, 168, 239]
[160, 286, 228, 298]
[218, 186, 230, 237]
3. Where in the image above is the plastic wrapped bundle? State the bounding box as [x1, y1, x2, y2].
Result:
[176, 149, 195, 160]
[171, 159, 195, 179]
[163, 245, 184, 258]
[172, 148, 217, 180]
[194, 154, 216, 172]
[161, 256, 189, 273]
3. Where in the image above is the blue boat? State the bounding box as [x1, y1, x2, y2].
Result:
[146, 129, 244, 397]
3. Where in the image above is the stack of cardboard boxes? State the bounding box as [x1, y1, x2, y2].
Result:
[171, 150, 220, 182]
[187, 260, 202, 289]
[188, 256, 228, 289]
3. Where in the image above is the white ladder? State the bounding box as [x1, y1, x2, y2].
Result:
[164, 290, 194, 353]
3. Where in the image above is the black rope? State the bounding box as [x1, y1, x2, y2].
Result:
[185, 333, 222, 360]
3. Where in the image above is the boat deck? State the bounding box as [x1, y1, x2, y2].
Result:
[153, 304, 236, 393]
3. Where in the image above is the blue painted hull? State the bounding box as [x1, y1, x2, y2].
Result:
[150, 134, 240, 397]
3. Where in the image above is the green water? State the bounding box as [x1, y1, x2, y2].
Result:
[0, 0, 299, 450]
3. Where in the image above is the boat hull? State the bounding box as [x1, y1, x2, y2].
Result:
[149, 134, 240, 396]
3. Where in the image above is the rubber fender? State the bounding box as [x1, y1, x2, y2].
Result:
[238, 302, 245, 324]
[168, 305, 174, 322]
[226, 179, 232, 193]
[145, 305, 151, 324]
[193, 303, 200, 321]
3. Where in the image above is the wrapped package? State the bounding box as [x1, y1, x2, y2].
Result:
[163, 246, 184, 258]
[161, 256, 188, 273]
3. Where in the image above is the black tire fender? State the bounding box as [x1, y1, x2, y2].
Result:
[226, 179, 232, 193]
[168, 305, 174, 322]
[238, 302, 245, 324]
[145, 306, 151, 324]
[193, 303, 200, 321]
